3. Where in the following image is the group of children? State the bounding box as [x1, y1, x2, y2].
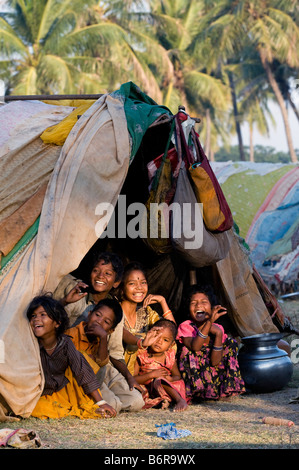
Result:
[27, 251, 246, 420]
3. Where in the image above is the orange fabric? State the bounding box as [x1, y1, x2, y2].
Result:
[189, 165, 226, 231]
[66, 322, 99, 358]
[31, 367, 102, 420]
[66, 323, 102, 375]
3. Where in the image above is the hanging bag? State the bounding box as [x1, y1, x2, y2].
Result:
[142, 119, 180, 254]
[170, 115, 231, 267]
[176, 118, 233, 233]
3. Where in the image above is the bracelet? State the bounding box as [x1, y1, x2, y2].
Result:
[96, 400, 107, 406]
[212, 345, 223, 351]
[137, 338, 147, 350]
[162, 310, 172, 318]
[197, 330, 208, 339]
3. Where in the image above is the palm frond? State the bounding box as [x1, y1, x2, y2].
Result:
[38, 54, 74, 93]
[0, 16, 28, 57]
[185, 71, 230, 111]
[11, 65, 37, 94]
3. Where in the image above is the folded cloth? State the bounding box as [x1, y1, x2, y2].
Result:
[0, 428, 41, 448]
[155, 423, 191, 440]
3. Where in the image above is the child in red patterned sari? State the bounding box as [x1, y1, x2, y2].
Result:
[134, 319, 187, 412]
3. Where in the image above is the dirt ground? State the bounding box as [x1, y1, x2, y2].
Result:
[1, 300, 299, 452]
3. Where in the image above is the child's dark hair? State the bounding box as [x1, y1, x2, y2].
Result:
[91, 298, 123, 328]
[26, 293, 69, 337]
[122, 261, 147, 282]
[92, 251, 124, 282]
[150, 319, 177, 340]
[185, 284, 218, 307]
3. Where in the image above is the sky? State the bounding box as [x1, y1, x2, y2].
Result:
[1, 0, 298, 154]
[232, 86, 299, 153]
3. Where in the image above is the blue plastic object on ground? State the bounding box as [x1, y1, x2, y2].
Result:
[155, 423, 191, 440]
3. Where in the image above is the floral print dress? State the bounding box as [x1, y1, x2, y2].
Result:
[177, 320, 245, 402]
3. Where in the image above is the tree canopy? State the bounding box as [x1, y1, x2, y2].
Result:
[1, 0, 298, 161]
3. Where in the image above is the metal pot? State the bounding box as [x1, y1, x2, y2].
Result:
[238, 333, 293, 393]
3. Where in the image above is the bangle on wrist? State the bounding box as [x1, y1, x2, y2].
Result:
[162, 310, 172, 318]
[137, 338, 147, 350]
[96, 400, 107, 406]
[212, 345, 223, 351]
[197, 330, 208, 339]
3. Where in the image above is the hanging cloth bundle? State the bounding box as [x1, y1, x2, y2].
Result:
[142, 119, 180, 254]
[142, 110, 232, 265]
[175, 116, 233, 233]
[170, 113, 231, 267]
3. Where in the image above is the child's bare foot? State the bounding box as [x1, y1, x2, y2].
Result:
[173, 398, 188, 412]
[161, 399, 170, 410]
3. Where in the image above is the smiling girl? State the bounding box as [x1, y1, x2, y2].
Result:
[120, 262, 176, 375]
[27, 294, 116, 419]
[177, 285, 245, 402]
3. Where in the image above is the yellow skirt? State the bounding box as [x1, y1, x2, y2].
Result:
[31, 365, 102, 420]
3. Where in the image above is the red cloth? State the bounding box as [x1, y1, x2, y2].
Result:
[137, 348, 186, 409]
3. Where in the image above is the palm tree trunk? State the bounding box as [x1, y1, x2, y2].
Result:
[260, 51, 298, 163]
[228, 72, 246, 161]
[287, 91, 299, 123]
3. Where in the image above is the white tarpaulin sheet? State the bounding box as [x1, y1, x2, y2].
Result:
[0, 94, 130, 417]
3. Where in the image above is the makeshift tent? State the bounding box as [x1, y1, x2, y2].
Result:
[0, 82, 279, 419]
[211, 162, 299, 286]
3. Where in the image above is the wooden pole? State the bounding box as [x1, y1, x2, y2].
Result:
[4, 94, 103, 102]
[189, 269, 197, 285]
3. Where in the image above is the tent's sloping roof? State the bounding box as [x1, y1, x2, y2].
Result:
[0, 82, 173, 275]
[0, 83, 179, 417]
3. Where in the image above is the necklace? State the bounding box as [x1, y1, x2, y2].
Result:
[123, 312, 136, 330]
[45, 342, 57, 351]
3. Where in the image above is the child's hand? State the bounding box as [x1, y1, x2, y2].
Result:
[211, 305, 227, 323]
[127, 375, 144, 393]
[96, 403, 117, 418]
[64, 282, 89, 304]
[150, 368, 170, 379]
[142, 327, 163, 348]
[85, 323, 108, 339]
[210, 323, 223, 338]
[143, 294, 166, 308]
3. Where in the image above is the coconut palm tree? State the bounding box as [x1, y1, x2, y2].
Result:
[201, 0, 299, 163]
[0, 0, 102, 94]
[97, 0, 174, 103]
[270, 62, 299, 123]
[187, 2, 249, 160]
[183, 69, 231, 159]
[146, 0, 203, 112]
[230, 50, 275, 161]
[0, 0, 171, 99]
[146, 0, 231, 159]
